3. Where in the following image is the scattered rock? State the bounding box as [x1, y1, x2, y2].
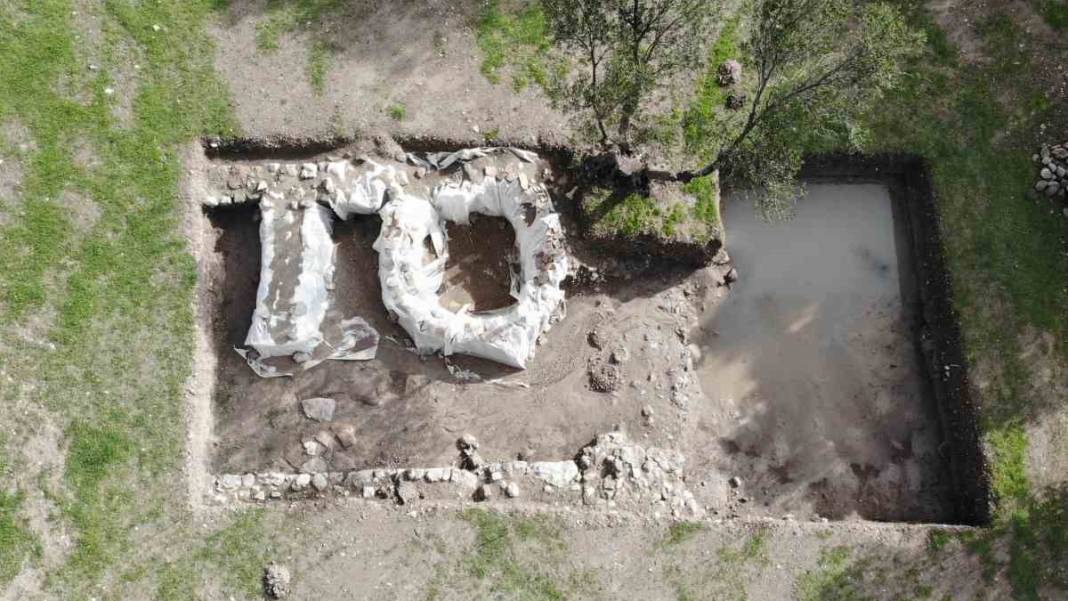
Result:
[726, 92, 747, 110]
[395, 481, 417, 505]
[729, 476, 743, 489]
[723, 267, 739, 286]
[303, 440, 323, 456]
[587, 329, 604, 350]
[589, 361, 621, 393]
[311, 473, 329, 492]
[641, 405, 654, 418]
[504, 482, 520, 498]
[313, 430, 338, 451]
[301, 397, 336, 422]
[263, 563, 291, 599]
[457, 434, 480, 451]
[333, 423, 357, 448]
[474, 484, 493, 502]
[717, 59, 742, 86]
[610, 347, 630, 364]
[300, 457, 329, 474]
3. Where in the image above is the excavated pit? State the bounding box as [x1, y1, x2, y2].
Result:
[193, 144, 987, 525]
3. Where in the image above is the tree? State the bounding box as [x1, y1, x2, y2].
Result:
[543, 0, 718, 149]
[542, 0, 922, 208]
[681, 0, 923, 187]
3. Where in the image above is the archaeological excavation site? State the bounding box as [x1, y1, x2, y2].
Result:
[185, 139, 990, 528]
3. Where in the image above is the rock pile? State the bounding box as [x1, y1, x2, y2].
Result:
[576, 430, 703, 518]
[263, 563, 291, 599]
[1034, 144, 1068, 199]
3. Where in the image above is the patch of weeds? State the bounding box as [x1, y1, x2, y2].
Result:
[926, 530, 954, 553]
[386, 102, 407, 122]
[796, 546, 871, 601]
[194, 510, 269, 598]
[682, 174, 721, 238]
[483, 127, 501, 142]
[682, 16, 742, 160]
[986, 421, 1031, 510]
[1036, 0, 1068, 30]
[661, 521, 705, 547]
[61, 422, 133, 581]
[662, 526, 769, 601]
[1, 0, 240, 596]
[0, 453, 39, 584]
[458, 509, 592, 600]
[308, 40, 332, 95]
[476, 0, 552, 91]
[253, 0, 346, 91]
[597, 192, 662, 237]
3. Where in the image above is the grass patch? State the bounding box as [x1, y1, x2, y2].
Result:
[796, 546, 869, 601]
[0, 0, 242, 596]
[308, 40, 331, 95]
[0, 453, 39, 584]
[458, 509, 594, 600]
[254, 0, 346, 92]
[475, 0, 552, 91]
[682, 173, 721, 236]
[1036, 0, 1068, 30]
[386, 102, 407, 122]
[662, 521, 706, 547]
[662, 526, 769, 601]
[682, 16, 742, 160]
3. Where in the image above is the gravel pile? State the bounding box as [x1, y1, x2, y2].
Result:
[1034, 143, 1068, 199]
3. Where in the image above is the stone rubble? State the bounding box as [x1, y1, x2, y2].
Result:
[211, 431, 701, 518]
[1034, 143, 1068, 200]
[300, 397, 336, 422]
[263, 563, 291, 599]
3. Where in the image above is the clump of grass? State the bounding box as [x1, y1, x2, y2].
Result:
[476, 0, 552, 91]
[0, 452, 39, 584]
[1037, 0, 1068, 30]
[662, 526, 769, 601]
[308, 40, 331, 95]
[662, 521, 706, 547]
[253, 0, 346, 92]
[682, 173, 721, 239]
[458, 509, 592, 599]
[386, 102, 407, 121]
[483, 127, 501, 142]
[682, 16, 742, 160]
[795, 546, 866, 601]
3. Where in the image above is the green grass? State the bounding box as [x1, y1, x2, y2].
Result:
[0, 452, 39, 584]
[458, 509, 593, 600]
[253, 0, 346, 94]
[682, 174, 721, 237]
[865, 3, 1068, 599]
[1036, 0, 1068, 30]
[0, 0, 248, 596]
[308, 40, 331, 95]
[386, 102, 407, 121]
[683, 16, 742, 160]
[662, 526, 769, 601]
[475, 0, 552, 91]
[662, 521, 706, 547]
[796, 547, 870, 601]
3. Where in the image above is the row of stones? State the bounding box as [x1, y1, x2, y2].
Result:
[1034, 143, 1068, 199]
[212, 459, 581, 504]
[213, 431, 703, 517]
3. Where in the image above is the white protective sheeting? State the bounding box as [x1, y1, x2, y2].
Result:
[374, 152, 568, 369]
[245, 202, 335, 358]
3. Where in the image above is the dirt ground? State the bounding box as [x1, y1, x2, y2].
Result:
[210, 0, 569, 146]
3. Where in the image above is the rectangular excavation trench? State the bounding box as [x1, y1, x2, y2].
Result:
[194, 144, 987, 525]
[690, 156, 989, 525]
